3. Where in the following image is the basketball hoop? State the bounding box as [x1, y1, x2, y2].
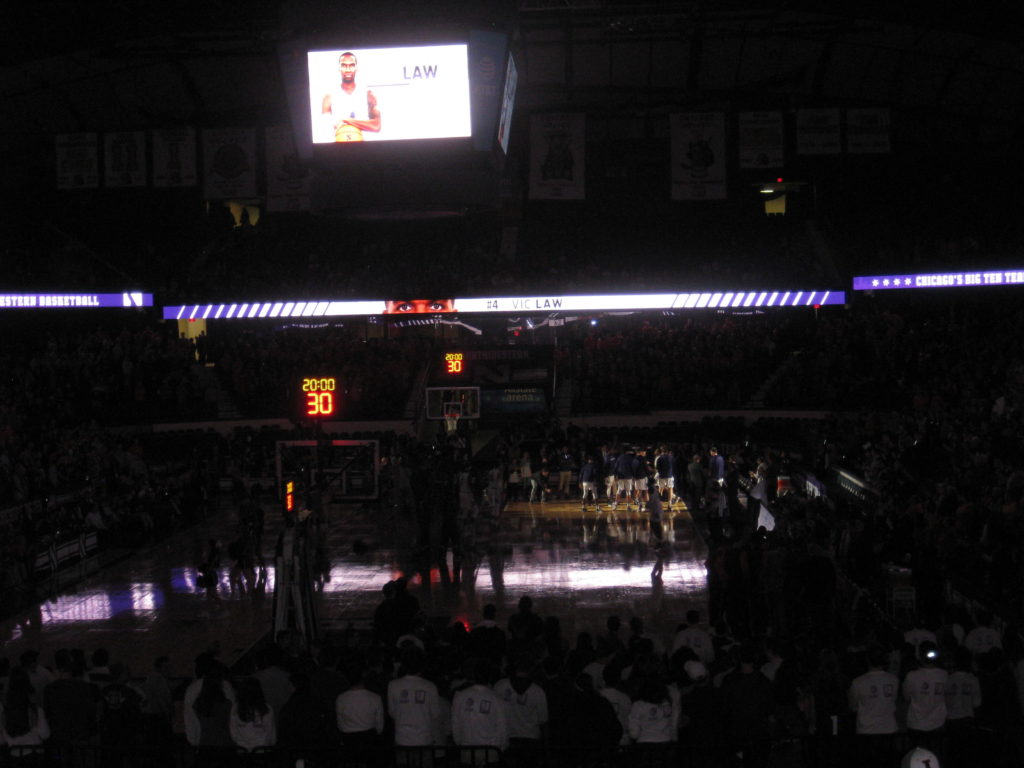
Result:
[444, 412, 460, 434]
[442, 401, 462, 434]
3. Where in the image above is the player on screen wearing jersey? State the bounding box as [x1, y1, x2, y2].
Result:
[322, 52, 381, 142]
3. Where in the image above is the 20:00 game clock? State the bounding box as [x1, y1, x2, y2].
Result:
[299, 376, 337, 418]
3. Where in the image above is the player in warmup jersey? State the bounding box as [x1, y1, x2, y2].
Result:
[632, 448, 652, 513]
[322, 52, 381, 142]
[601, 447, 617, 505]
[578, 456, 601, 512]
[611, 448, 636, 511]
[653, 446, 677, 509]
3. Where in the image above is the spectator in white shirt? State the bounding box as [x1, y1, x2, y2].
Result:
[849, 646, 901, 768]
[141, 656, 174, 733]
[337, 668, 385, 747]
[849, 646, 900, 735]
[599, 663, 632, 747]
[252, 645, 294, 729]
[1, 668, 51, 757]
[901, 746, 941, 768]
[963, 611, 1002, 657]
[387, 647, 444, 748]
[945, 647, 981, 723]
[904, 618, 938, 660]
[183, 657, 236, 747]
[628, 678, 677, 744]
[672, 610, 715, 666]
[903, 641, 948, 756]
[945, 646, 981, 768]
[581, 640, 617, 692]
[493, 661, 548, 745]
[452, 660, 508, 764]
[230, 677, 276, 752]
[760, 638, 785, 682]
[19, 651, 54, 698]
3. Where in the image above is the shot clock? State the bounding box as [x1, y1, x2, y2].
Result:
[443, 352, 465, 375]
[299, 376, 337, 418]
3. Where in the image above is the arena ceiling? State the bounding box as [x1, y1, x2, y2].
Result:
[2, 1, 1022, 153]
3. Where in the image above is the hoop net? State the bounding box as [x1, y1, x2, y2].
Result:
[444, 412, 461, 434]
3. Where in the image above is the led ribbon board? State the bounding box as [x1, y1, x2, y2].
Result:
[853, 270, 1024, 291]
[163, 290, 845, 320]
[1, 293, 152, 309]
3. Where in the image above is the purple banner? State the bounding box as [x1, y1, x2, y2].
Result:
[0, 293, 152, 309]
[853, 270, 1024, 291]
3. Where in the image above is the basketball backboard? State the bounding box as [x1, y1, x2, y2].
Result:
[425, 386, 481, 420]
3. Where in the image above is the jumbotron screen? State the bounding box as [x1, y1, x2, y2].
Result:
[307, 45, 472, 143]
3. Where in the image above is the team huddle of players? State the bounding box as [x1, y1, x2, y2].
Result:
[577, 445, 679, 514]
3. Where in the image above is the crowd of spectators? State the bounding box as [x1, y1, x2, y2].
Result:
[199, 325, 432, 421]
[3, 570, 1022, 767]
[562, 315, 800, 413]
[0, 321, 213, 431]
[6, 194, 840, 304]
[5, 199, 1024, 768]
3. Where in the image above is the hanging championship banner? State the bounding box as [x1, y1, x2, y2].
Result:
[153, 128, 198, 187]
[529, 112, 585, 200]
[738, 111, 784, 169]
[670, 112, 727, 200]
[265, 126, 310, 212]
[55, 133, 99, 189]
[796, 108, 841, 155]
[202, 128, 257, 199]
[104, 131, 147, 187]
[847, 107, 891, 154]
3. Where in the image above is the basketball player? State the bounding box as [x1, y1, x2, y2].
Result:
[579, 455, 600, 512]
[611, 447, 635, 511]
[322, 52, 381, 142]
[601, 446, 617, 505]
[632, 448, 651, 513]
[654, 446, 677, 509]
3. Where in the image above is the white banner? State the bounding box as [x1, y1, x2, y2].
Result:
[55, 133, 99, 189]
[738, 111, 784, 169]
[164, 289, 848, 321]
[846, 108, 891, 154]
[203, 128, 257, 199]
[265, 126, 310, 212]
[796, 108, 841, 155]
[104, 131, 147, 187]
[152, 128, 197, 187]
[670, 112, 727, 200]
[529, 113, 586, 200]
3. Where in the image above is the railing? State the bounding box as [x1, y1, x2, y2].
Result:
[3, 729, 1019, 768]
